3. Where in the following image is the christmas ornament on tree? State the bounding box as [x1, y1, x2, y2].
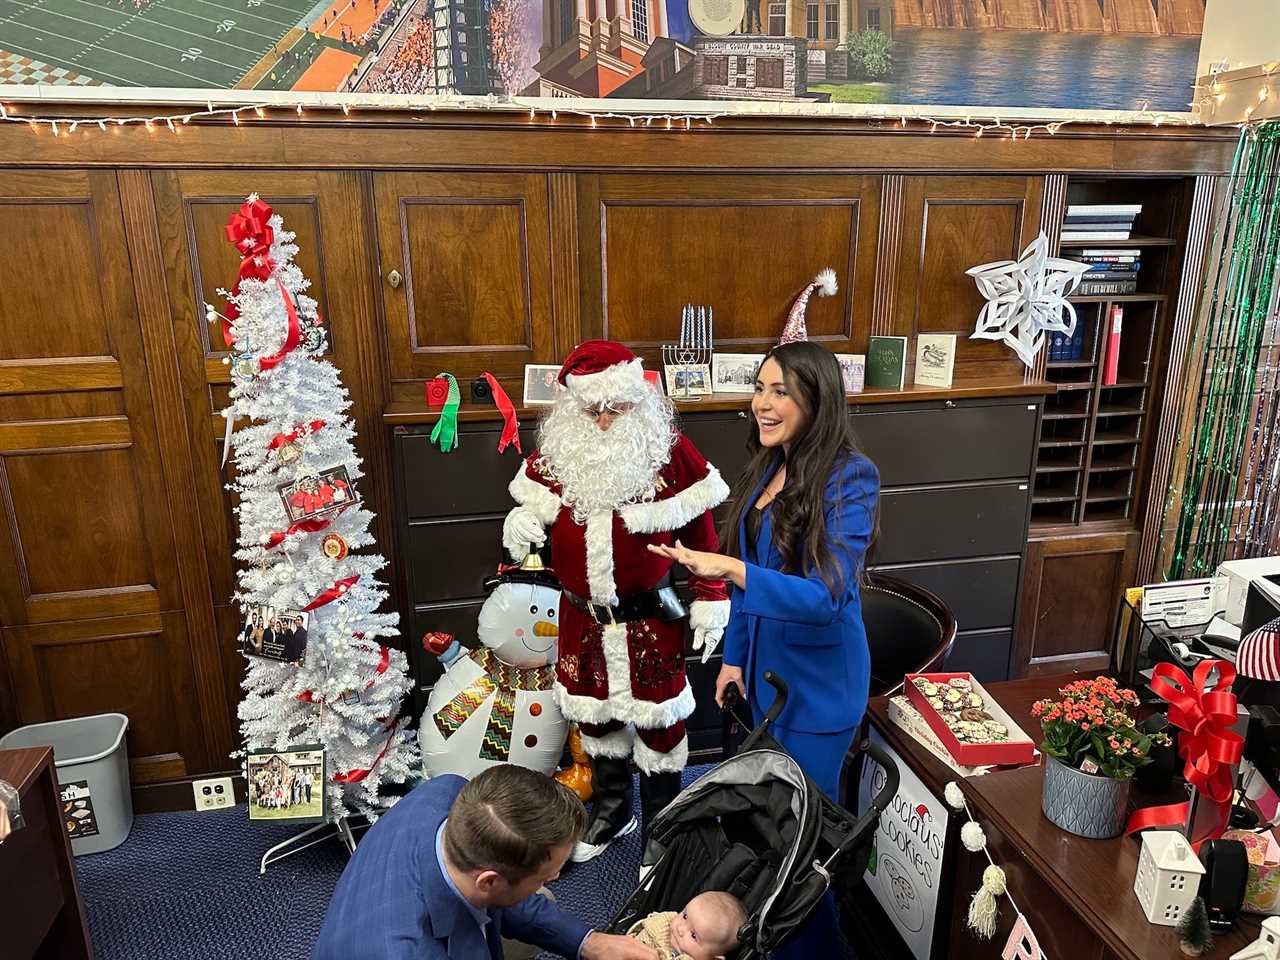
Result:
[214, 195, 419, 821]
[418, 554, 567, 779]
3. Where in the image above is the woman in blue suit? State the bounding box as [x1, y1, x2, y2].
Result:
[650, 341, 878, 957]
[651, 340, 879, 798]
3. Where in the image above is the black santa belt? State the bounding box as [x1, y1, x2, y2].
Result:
[432, 648, 555, 761]
[563, 585, 686, 625]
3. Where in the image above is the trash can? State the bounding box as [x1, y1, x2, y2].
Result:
[0, 713, 132, 855]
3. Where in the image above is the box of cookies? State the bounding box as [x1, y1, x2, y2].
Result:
[905, 672, 1036, 767]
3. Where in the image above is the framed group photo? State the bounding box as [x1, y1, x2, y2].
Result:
[277, 465, 358, 525]
[241, 605, 310, 665]
[834, 354, 866, 394]
[247, 745, 326, 823]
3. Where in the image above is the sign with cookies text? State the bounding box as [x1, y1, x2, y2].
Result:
[856, 727, 949, 960]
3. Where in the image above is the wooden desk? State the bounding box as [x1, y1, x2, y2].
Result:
[862, 675, 1258, 960]
[0, 747, 93, 960]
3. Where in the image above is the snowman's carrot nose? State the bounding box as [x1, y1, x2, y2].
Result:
[534, 621, 558, 638]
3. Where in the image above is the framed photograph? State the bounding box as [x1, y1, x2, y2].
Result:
[240, 605, 310, 665]
[663, 363, 713, 398]
[523, 364, 564, 406]
[712, 353, 764, 394]
[277, 465, 359, 525]
[834, 354, 866, 394]
[248, 745, 326, 824]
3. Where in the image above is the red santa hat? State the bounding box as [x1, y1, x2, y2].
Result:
[557, 339, 649, 407]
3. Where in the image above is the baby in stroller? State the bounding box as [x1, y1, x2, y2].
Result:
[627, 891, 747, 960]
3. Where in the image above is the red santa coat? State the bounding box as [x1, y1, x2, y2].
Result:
[508, 433, 730, 738]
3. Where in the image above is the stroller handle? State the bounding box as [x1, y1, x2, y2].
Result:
[720, 672, 789, 728]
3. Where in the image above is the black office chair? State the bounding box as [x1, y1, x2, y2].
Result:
[861, 572, 958, 697]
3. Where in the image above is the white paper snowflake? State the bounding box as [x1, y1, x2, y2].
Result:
[966, 232, 1088, 368]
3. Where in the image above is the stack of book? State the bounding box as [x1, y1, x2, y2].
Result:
[1064, 248, 1142, 296]
[1049, 324, 1086, 362]
[1061, 203, 1142, 242]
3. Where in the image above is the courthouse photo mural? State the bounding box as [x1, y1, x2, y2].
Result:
[0, 0, 1204, 111]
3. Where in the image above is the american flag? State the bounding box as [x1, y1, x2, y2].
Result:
[1238, 615, 1280, 681]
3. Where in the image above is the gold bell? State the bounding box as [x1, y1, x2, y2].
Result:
[521, 552, 545, 572]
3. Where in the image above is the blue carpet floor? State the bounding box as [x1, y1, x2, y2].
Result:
[76, 770, 701, 960]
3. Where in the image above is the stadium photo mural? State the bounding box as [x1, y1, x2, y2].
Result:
[0, 0, 1205, 111]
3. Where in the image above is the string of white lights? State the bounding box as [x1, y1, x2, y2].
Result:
[0, 90, 1201, 140]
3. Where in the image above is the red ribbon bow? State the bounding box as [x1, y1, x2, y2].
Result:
[1125, 660, 1244, 847]
[221, 197, 277, 343]
[264, 507, 349, 550]
[269, 420, 326, 452]
[302, 575, 360, 612]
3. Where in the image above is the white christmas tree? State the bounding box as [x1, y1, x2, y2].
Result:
[213, 195, 418, 820]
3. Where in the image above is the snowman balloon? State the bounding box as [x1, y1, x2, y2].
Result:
[420, 555, 568, 780]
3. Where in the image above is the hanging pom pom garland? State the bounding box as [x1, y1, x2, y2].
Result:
[945, 781, 1047, 954]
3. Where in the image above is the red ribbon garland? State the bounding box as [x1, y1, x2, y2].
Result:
[1125, 660, 1244, 848]
[221, 197, 276, 345]
[332, 722, 400, 784]
[482, 372, 521, 455]
[302, 575, 360, 612]
[264, 502, 351, 550]
[269, 420, 326, 451]
[258, 279, 302, 372]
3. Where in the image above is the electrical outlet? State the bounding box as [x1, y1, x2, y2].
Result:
[193, 776, 235, 812]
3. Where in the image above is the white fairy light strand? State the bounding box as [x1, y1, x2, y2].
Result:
[944, 780, 1051, 959]
[0, 94, 1197, 141]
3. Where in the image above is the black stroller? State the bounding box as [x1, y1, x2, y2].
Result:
[606, 672, 899, 959]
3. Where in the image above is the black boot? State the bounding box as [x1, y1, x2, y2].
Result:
[570, 755, 636, 863]
[638, 770, 683, 866]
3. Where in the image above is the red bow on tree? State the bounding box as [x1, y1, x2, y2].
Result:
[1125, 660, 1244, 848]
[221, 197, 277, 345]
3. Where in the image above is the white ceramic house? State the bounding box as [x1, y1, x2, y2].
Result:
[1232, 916, 1280, 960]
[1133, 830, 1206, 926]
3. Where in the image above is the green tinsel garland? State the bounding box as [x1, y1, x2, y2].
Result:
[1165, 123, 1280, 578]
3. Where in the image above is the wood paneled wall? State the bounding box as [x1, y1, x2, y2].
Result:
[0, 109, 1236, 803]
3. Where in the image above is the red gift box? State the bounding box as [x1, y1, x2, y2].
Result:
[426, 378, 450, 410]
[905, 672, 1036, 767]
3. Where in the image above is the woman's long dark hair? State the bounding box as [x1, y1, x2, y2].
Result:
[725, 341, 869, 595]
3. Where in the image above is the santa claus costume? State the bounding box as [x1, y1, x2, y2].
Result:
[502, 340, 730, 862]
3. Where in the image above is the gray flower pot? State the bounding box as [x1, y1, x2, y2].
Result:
[1041, 753, 1132, 839]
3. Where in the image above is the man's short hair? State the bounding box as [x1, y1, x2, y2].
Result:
[443, 766, 588, 882]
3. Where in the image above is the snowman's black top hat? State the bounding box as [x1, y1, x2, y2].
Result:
[484, 551, 561, 594]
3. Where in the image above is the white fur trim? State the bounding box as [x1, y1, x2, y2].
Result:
[689, 599, 730, 631]
[620, 468, 730, 535]
[578, 725, 634, 759]
[509, 467, 562, 525]
[815, 267, 838, 297]
[584, 509, 617, 605]
[555, 621, 696, 727]
[565, 359, 648, 407]
[633, 734, 689, 775]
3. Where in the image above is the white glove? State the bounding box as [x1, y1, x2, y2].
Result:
[692, 626, 723, 664]
[502, 506, 546, 560]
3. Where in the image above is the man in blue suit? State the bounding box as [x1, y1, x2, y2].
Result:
[313, 765, 656, 960]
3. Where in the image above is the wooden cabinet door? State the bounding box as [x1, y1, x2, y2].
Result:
[373, 172, 555, 405]
[1013, 529, 1139, 678]
[150, 170, 388, 726]
[577, 172, 881, 359]
[0, 171, 209, 782]
[893, 175, 1044, 381]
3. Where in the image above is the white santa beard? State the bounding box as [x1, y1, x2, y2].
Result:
[538, 391, 675, 522]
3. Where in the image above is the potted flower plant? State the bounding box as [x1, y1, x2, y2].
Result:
[1032, 676, 1170, 839]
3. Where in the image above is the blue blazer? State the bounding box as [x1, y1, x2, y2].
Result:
[722, 451, 879, 734]
[313, 776, 590, 960]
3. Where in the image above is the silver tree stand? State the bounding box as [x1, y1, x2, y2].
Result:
[662, 305, 713, 402]
[259, 815, 370, 874]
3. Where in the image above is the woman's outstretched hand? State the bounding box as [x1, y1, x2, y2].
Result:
[646, 541, 746, 588]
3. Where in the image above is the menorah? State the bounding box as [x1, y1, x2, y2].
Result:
[662, 304, 713, 402]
